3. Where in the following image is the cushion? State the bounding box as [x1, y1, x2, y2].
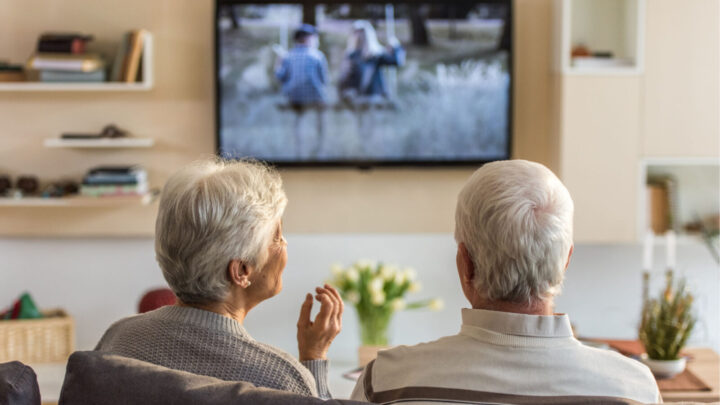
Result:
[58, 351, 367, 405]
[0, 361, 41, 405]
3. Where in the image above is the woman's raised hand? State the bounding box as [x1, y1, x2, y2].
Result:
[297, 284, 344, 361]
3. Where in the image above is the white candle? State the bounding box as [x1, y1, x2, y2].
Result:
[643, 231, 654, 271]
[666, 230, 677, 269]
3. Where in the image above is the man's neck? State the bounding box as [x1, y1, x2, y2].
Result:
[473, 298, 554, 316]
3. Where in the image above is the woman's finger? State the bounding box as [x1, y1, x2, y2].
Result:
[297, 293, 313, 328]
[318, 287, 341, 321]
[325, 284, 344, 319]
[315, 293, 334, 328]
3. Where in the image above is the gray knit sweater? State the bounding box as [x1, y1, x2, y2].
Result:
[94, 305, 331, 398]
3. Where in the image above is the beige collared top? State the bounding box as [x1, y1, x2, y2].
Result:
[350, 308, 660, 404]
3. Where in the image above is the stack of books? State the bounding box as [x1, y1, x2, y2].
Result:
[80, 166, 148, 197]
[26, 33, 105, 83]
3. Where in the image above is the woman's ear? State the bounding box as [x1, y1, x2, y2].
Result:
[227, 260, 254, 289]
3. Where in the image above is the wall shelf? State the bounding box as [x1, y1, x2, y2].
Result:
[554, 0, 645, 75]
[0, 193, 157, 207]
[0, 33, 153, 92]
[44, 138, 154, 148]
[0, 82, 152, 92]
[637, 157, 720, 241]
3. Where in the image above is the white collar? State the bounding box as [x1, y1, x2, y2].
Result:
[461, 308, 573, 338]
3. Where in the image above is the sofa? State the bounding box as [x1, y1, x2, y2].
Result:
[0, 354, 692, 405]
[57, 351, 366, 405]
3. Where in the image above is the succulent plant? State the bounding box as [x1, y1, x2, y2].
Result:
[639, 271, 695, 360]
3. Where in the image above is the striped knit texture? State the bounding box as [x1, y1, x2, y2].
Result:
[95, 305, 330, 399]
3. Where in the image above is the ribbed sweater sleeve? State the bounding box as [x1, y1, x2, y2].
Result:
[301, 359, 331, 399]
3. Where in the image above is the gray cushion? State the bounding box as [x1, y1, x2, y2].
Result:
[0, 361, 40, 405]
[58, 351, 368, 405]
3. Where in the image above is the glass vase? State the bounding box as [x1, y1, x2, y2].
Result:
[358, 311, 392, 346]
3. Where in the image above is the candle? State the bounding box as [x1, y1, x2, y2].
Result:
[643, 231, 653, 271]
[666, 230, 676, 269]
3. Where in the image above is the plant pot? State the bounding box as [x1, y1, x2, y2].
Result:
[358, 345, 390, 367]
[640, 354, 686, 379]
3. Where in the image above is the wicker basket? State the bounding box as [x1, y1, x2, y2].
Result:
[0, 309, 75, 363]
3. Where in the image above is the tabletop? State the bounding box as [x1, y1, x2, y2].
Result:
[660, 347, 719, 403]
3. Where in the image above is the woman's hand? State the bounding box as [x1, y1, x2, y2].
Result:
[297, 284, 344, 361]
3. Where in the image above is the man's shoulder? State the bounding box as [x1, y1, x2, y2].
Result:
[375, 334, 465, 369]
[575, 344, 656, 382]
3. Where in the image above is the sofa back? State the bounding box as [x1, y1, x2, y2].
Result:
[58, 351, 367, 405]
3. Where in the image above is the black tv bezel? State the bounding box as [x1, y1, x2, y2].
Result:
[214, 0, 513, 168]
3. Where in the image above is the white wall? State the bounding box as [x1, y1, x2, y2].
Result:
[2, 235, 718, 361]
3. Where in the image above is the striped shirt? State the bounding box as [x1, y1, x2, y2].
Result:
[351, 308, 660, 404]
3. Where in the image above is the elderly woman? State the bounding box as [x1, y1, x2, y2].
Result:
[95, 159, 343, 399]
[350, 160, 660, 404]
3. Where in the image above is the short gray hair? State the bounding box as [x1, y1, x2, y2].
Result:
[454, 160, 574, 305]
[155, 159, 288, 305]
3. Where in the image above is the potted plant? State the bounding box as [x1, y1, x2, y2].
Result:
[329, 260, 443, 366]
[639, 270, 695, 379]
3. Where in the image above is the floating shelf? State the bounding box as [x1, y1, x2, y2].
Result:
[0, 193, 157, 207]
[44, 138, 154, 148]
[0, 33, 154, 92]
[0, 82, 152, 92]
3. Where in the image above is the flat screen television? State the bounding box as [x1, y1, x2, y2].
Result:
[216, 0, 512, 167]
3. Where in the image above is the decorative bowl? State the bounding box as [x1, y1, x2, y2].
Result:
[640, 354, 686, 379]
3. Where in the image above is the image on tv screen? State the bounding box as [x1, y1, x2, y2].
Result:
[217, 2, 511, 164]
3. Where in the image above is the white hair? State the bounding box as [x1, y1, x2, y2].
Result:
[349, 20, 384, 58]
[155, 159, 288, 305]
[454, 160, 574, 305]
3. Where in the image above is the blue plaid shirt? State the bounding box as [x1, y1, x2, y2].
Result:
[275, 45, 329, 105]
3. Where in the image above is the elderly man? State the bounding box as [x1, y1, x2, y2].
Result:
[351, 160, 660, 404]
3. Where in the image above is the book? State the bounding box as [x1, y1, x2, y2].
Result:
[37, 33, 93, 54]
[83, 178, 139, 186]
[84, 173, 147, 185]
[110, 33, 131, 82]
[124, 29, 146, 82]
[27, 53, 104, 72]
[80, 184, 147, 197]
[84, 166, 148, 185]
[39, 69, 105, 83]
[87, 165, 143, 175]
[0, 65, 24, 82]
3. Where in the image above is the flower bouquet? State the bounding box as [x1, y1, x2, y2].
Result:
[329, 260, 443, 364]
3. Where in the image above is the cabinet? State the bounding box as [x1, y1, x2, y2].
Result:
[553, 0, 718, 243]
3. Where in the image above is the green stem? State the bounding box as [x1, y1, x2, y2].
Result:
[357, 309, 393, 346]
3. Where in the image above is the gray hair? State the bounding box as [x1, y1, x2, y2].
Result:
[454, 160, 574, 305]
[155, 159, 288, 305]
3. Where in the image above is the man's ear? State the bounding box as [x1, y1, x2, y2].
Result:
[564, 245, 574, 271]
[227, 260, 254, 288]
[458, 243, 475, 284]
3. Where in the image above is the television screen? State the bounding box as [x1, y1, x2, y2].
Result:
[216, 1, 512, 166]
